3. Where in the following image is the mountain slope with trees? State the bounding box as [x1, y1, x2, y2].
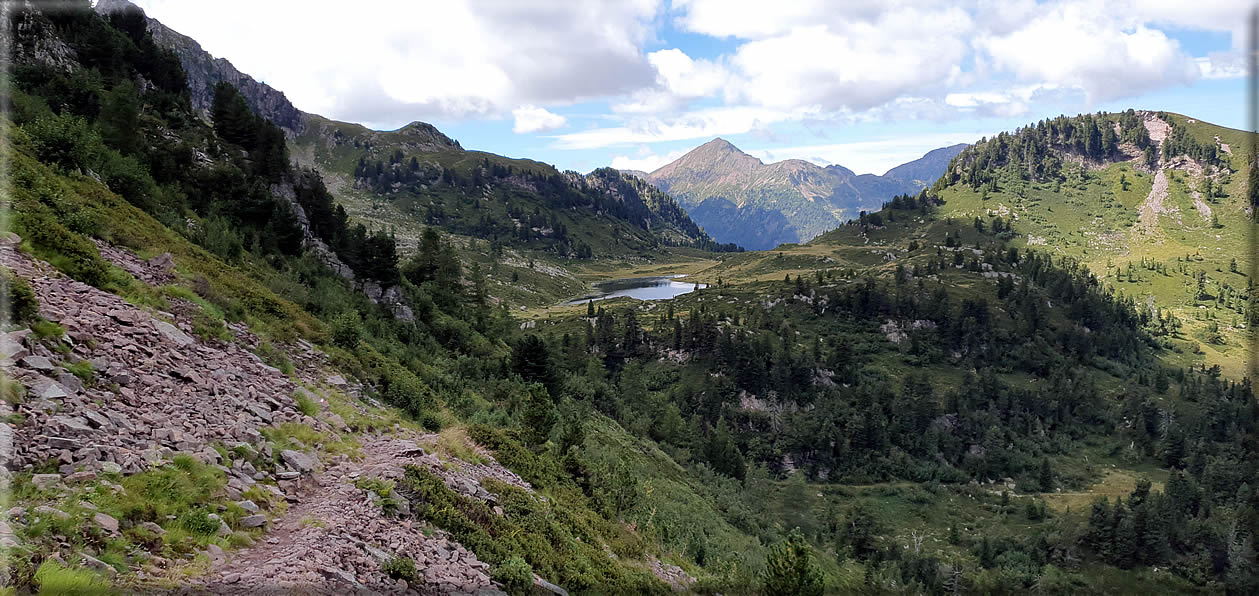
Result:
[644, 139, 967, 249]
[5, 3, 1257, 595]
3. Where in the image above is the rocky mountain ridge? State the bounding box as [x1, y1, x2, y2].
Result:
[93, 0, 306, 133]
[644, 138, 967, 249]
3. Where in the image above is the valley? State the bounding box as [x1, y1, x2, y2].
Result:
[2, 2, 1256, 595]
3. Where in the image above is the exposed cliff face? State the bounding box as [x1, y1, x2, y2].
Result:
[7, 0, 78, 72]
[94, 0, 306, 133]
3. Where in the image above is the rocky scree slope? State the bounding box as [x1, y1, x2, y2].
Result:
[0, 237, 542, 594]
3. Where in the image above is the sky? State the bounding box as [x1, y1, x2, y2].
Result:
[123, 0, 1249, 176]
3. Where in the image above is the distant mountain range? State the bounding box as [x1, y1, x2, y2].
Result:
[636, 139, 967, 249]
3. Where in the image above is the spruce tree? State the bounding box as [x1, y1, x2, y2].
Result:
[762, 528, 824, 596]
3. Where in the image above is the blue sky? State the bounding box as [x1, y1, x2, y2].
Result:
[129, 0, 1247, 176]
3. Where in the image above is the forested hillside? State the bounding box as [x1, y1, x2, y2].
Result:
[294, 114, 739, 261]
[3, 2, 1256, 595]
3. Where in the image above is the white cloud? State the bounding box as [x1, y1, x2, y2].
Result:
[745, 132, 989, 176]
[512, 105, 567, 134]
[675, 0, 1227, 116]
[130, 0, 662, 127]
[552, 105, 811, 149]
[612, 48, 730, 114]
[610, 148, 690, 172]
[943, 84, 1060, 117]
[129, 0, 1241, 150]
[1197, 53, 1246, 80]
[974, 3, 1200, 103]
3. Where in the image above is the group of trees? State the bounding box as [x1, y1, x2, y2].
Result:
[1158, 113, 1228, 167]
[938, 109, 1226, 191]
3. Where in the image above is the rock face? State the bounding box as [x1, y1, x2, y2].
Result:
[269, 173, 415, 322]
[9, 1, 78, 73]
[94, 0, 305, 133]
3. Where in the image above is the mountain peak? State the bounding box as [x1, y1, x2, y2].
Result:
[696, 137, 745, 156]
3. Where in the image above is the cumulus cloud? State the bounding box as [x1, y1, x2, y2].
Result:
[552, 105, 812, 149]
[974, 3, 1200, 103]
[1197, 53, 1246, 80]
[673, 0, 1234, 117]
[610, 147, 690, 173]
[612, 48, 730, 114]
[131, 0, 1242, 147]
[512, 105, 567, 134]
[130, 0, 661, 127]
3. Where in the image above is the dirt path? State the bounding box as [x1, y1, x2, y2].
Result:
[186, 434, 504, 596]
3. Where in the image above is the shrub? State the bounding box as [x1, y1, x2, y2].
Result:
[492, 556, 534, 595]
[256, 340, 294, 374]
[30, 319, 65, 340]
[115, 455, 224, 524]
[199, 216, 245, 262]
[24, 113, 102, 172]
[330, 311, 363, 349]
[1, 372, 26, 405]
[2, 267, 39, 323]
[381, 556, 418, 582]
[15, 207, 112, 288]
[63, 360, 95, 384]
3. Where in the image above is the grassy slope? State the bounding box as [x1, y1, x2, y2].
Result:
[698, 114, 1255, 378]
[931, 114, 1254, 377]
[5, 127, 762, 591]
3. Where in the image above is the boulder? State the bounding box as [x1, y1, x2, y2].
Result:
[79, 554, 117, 578]
[152, 320, 194, 347]
[33, 505, 69, 520]
[20, 355, 55, 371]
[31, 378, 69, 399]
[0, 336, 28, 362]
[93, 512, 119, 533]
[205, 543, 226, 566]
[31, 473, 61, 490]
[238, 514, 267, 528]
[280, 449, 317, 473]
[56, 372, 84, 393]
[534, 575, 569, 596]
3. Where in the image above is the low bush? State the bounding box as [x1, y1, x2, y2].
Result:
[3, 267, 39, 324]
[492, 556, 534, 595]
[381, 556, 418, 582]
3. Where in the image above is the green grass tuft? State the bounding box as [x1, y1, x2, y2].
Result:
[33, 561, 115, 595]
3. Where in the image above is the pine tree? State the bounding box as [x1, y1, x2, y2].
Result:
[762, 528, 824, 596]
[1038, 457, 1054, 492]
